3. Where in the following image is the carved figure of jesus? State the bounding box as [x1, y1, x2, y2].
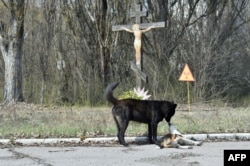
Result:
[122, 24, 154, 65]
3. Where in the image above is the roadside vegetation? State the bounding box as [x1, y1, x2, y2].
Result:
[0, 103, 249, 139]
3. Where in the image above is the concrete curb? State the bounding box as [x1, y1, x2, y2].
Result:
[0, 133, 249, 146]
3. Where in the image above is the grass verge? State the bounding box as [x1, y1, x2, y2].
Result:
[0, 102, 249, 139]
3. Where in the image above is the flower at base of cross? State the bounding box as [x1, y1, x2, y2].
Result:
[118, 87, 151, 100]
[133, 87, 151, 100]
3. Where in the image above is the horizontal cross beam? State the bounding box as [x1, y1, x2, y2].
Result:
[112, 22, 165, 31]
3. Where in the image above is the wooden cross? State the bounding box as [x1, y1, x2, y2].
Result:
[112, 3, 165, 88]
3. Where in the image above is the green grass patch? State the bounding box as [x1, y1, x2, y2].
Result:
[0, 103, 249, 139]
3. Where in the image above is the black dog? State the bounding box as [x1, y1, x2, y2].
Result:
[104, 82, 177, 146]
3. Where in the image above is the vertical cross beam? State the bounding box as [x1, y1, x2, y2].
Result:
[129, 4, 147, 24]
[129, 4, 148, 88]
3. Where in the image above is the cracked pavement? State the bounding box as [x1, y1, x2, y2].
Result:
[0, 141, 249, 166]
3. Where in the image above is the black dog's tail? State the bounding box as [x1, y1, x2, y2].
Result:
[104, 82, 119, 105]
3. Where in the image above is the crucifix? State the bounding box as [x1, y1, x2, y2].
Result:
[112, 3, 165, 88]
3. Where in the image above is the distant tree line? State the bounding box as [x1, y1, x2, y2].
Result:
[0, 0, 250, 106]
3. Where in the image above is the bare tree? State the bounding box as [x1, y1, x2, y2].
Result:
[177, 0, 250, 101]
[1, 0, 248, 105]
[0, 0, 26, 104]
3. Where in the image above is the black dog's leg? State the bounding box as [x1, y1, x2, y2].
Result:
[151, 122, 160, 146]
[114, 118, 128, 146]
[148, 124, 153, 144]
[113, 115, 123, 145]
[112, 106, 129, 146]
[118, 120, 129, 146]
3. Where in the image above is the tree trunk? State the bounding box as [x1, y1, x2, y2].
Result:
[2, 25, 24, 103]
[99, 0, 110, 86]
[0, 1, 25, 104]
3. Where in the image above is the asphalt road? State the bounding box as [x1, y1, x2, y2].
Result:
[0, 141, 249, 166]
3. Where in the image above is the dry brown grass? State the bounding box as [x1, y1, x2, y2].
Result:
[0, 102, 249, 139]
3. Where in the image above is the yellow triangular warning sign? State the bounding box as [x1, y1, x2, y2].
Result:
[179, 64, 195, 82]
